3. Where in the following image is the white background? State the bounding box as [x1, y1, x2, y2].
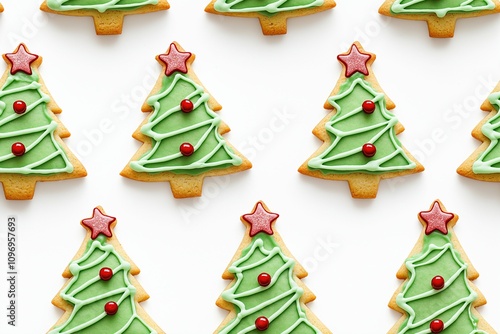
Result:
[1, 0, 500, 333]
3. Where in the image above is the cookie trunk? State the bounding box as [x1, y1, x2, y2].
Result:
[426, 16, 457, 38]
[93, 12, 125, 35]
[1, 178, 37, 200]
[258, 15, 288, 35]
[347, 175, 380, 199]
[169, 175, 204, 198]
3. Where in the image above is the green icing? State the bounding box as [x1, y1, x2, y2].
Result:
[307, 73, 416, 174]
[396, 231, 486, 333]
[473, 91, 500, 174]
[0, 71, 73, 175]
[49, 235, 156, 334]
[219, 233, 320, 334]
[391, 0, 495, 18]
[129, 73, 242, 176]
[213, 0, 324, 14]
[46, 0, 159, 13]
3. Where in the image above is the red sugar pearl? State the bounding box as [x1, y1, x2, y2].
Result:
[11, 142, 26, 156]
[255, 316, 269, 331]
[430, 319, 444, 333]
[104, 301, 118, 315]
[99, 267, 113, 281]
[13, 100, 27, 114]
[362, 100, 375, 114]
[257, 273, 271, 287]
[362, 143, 376, 157]
[180, 143, 194, 156]
[431, 275, 445, 290]
[180, 99, 194, 113]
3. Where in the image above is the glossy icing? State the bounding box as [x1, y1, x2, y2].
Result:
[307, 74, 416, 174]
[48, 234, 156, 334]
[129, 73, 243, 175]
[391, 0, 496, 18]
[46, 0, 159, 13]
[473, 91, 500, 174]
[213, 0, 325, 14]
[0, 70, 73, 175]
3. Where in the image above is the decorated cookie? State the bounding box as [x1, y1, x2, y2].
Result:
[379, 0, 500, 38]
[214, 201, 332, 334]
[0, 3, 3, 12]
[458, 80, 500, 181]
[0, 44, 86, 200]
[205, 0, 336, 35]
[388, 200, 495, 334]
[40, 0, 170, 35]
[121, 42, 251, 199]
[298, 42, 423, 199]
[48, 207, 165, 334]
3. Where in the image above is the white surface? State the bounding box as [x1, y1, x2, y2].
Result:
[1, 0, 500, 333]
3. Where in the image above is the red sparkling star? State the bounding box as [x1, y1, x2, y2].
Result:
[420, 201, 454, 235]
[158, 43, 192, 77]
[337, 43, 371, 78]
[5, 44, 39, 75]
[82, 207, 116, 240]
[242, 202, 279, 237]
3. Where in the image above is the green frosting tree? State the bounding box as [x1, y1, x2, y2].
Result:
[121, 42, 251, 198]
[215, 201, 332, 334]
[205, 0, 336, 34]
[299, 42, 423, 199]
[48, 207, 165, 334]
[0, 44, 86, 200]
[41, 0, 170, 34]
[388, 201, 494, 334]
[458, 82, 500, 180]
[379, 0, 500, 37]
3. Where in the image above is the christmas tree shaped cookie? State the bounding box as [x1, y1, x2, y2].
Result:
[48, 207, 165, 334]
[215, 201, 332, 334]
[389, 200, 495, 334]
[0, 44, 86, 200]
[379, 0, 500, 38]
[121, 42, 251, 199]
[458, 80, 500, 181]
[299, 42, 423, 199]
[205, 0, 336, 35]
[40, 0, 169, 35]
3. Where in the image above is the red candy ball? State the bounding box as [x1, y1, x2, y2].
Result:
[362, 100, 375, 114]
[99, 267, 113, 281]
[104, 301, 118, 315]
[362, 143, 376, 157]
[180, 143, 194, 156]
[255, 316, 269, 331]
[11, 142, 26, 156]
[430, 319, 444, 333]
[257, 273, 271, 287]
[13, 100, 27, 114]
[180, 99, 194, 113]
[431, 275, 445, 290]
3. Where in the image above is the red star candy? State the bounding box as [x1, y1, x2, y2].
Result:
[242, 202, 279, 237]
[82, 207, 116, 240]
[158, 43, 192, 77]
[5, 44, 39, 75]
[420, 201, 454, 235]
[337, 44, 371, 78]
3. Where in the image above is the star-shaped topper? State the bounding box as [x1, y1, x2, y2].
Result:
[242, 202, 279, 237]
[337, 43, 372, 78]
[158, 43, 192, 77]
[419, 201, 455, 235]
[82, 207, 116, 240]
[4, 44, 39, 75]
